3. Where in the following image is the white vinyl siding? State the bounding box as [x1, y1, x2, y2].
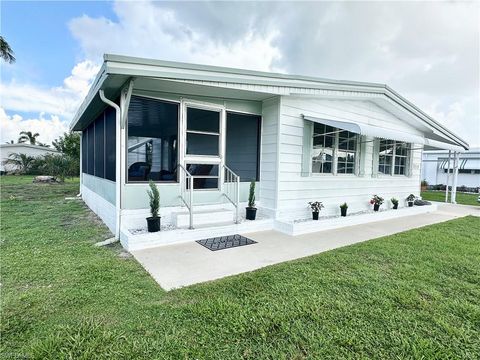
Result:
[277, 96, 423, 220]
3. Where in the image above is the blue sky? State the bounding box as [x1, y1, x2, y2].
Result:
[1, 1, 478, 146]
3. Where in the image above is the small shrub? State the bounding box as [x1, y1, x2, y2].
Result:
[391, 198, 399, 206]
[147, 180, 160, 218]
[340, 202, 348, 210]
[248, 180, 256, 208]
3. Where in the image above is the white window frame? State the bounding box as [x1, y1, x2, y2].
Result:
[310, 124, 360, 176]
[377, 139, 410, 176]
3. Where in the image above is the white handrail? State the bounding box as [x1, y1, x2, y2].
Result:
[223, 165, 240, 224]
[177, 164, 194, 229]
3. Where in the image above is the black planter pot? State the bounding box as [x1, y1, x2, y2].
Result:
[340, 208, 347, 217]
[246, 207, 257, 220]
[373, 204, 380, 212]
[312, 212, 319, 220]
[147, 216, 161, 232]
[393, 203, 398, 210]
[408, 202, 414, 207]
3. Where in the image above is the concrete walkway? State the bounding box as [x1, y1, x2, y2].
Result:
[131, 203, 479, 290]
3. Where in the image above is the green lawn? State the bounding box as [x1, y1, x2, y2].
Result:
[1, 176, 480, 359]
[421, 190, 480, 206]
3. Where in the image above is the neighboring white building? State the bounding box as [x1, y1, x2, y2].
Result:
[422, 148, 480, 188]
[0, 143, 59, 173]
[70, 54, 469, 250]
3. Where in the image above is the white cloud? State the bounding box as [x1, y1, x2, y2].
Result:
[0, 108, 69, 145]
[0, 60, 100, 119]
[68, 1, 283, 72]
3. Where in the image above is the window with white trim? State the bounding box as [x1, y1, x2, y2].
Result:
[311, 123, 358, 175]
[378, 139, 410, 175]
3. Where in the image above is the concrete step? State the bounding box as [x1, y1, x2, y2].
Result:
[172, 208, 234, 228]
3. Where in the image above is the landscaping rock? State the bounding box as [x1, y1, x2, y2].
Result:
[414, 199, 432, 206]
[33, 176, 57, 183]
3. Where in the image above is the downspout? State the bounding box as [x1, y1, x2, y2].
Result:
[99, 90, 122, 239]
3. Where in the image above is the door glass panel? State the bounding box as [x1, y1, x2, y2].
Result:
[186, 133, 219, 156]
[187, 107, 220, 133]
[185, 164, 219, 189]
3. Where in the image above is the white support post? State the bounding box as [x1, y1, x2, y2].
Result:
[189, 176, 194, 229]
[445, 150, 451, 203]
[236, 177, 240, 224]
[451, 152, 459, 204]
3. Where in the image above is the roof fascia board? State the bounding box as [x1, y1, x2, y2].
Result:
[69, 64, 108, 131]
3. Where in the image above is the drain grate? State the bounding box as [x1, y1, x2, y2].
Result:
[196, 234, 257, 251]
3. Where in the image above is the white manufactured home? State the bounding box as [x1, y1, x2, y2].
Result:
[70, 54, 469, 250]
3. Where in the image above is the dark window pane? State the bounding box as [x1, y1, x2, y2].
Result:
[189, 178, 218, 189]
[187, 107, 220, 133]
[105, 107, 116, 181]
[186, 164, 218, 177]
[87, 122, 94, 175]
[127, 96, 178, 182]
[94, 113, 105, 178]
[225, 112, 260, 181]
[82, 129, 88, 173]
[186, 133, 219, 156]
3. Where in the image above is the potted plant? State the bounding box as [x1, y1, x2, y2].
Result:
[340, 202, 348, 217]
[146, 180, 160, 232]
[391, 197, 399, 210]
[308, 201, 324, 220]
[370, 195, 384, 212]
[406, 194, 416, 207]
[245, 180, 257, 220]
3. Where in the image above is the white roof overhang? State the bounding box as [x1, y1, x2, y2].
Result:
[69, 54, 469, 152]
[303, 115, 425, 144]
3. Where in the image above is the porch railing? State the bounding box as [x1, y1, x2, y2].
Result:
[223, 165, 240, 224]
[178, 164, 194, 229]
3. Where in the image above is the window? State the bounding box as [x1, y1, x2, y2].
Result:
[127, 96, 179, 182]
[337, 130, 357, 174]
[225, 112, 261, 181]
[378, 140, 394, 175]
[378, 140, 409, 176]
[105, 107, 116, 181]
[312, 124, 335, 173]
[311, 124, 358, 175]
[94, 114, 105, 178]
[81, 106, 117, 181]
[186, 107, 220, 156]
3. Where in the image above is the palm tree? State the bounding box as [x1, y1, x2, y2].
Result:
[2, 153, 36, 174]
[0, 36, 15, 64]
[18, 131, 40, 145]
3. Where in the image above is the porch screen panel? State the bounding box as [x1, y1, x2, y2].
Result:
[87, 122, 95, 175]
[94, 113, 105, 177]
[127, 95, 178, 182]
[105, 107, 116, 181]
[81, 130, 88, 174]
[225, 112, 261, 181]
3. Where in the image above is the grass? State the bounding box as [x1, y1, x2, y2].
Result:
[1, 175, 479, 359]
[421, 190, 480, 206]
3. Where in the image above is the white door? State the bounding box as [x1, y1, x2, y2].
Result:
[180, 101, 226, 191]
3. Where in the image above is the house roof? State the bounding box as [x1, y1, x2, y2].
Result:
[0, 143, 59, 152]
[70, 53, 469, 150]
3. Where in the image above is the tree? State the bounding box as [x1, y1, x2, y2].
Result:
[43, 153, 78, 182]
[52, 132, 80, 159]
[2, 153, 37, 174]
[0, 36, 15, 64]
[18, 131, 40, 145]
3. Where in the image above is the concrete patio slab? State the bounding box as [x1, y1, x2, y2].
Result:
[131, 203, 479, 290]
